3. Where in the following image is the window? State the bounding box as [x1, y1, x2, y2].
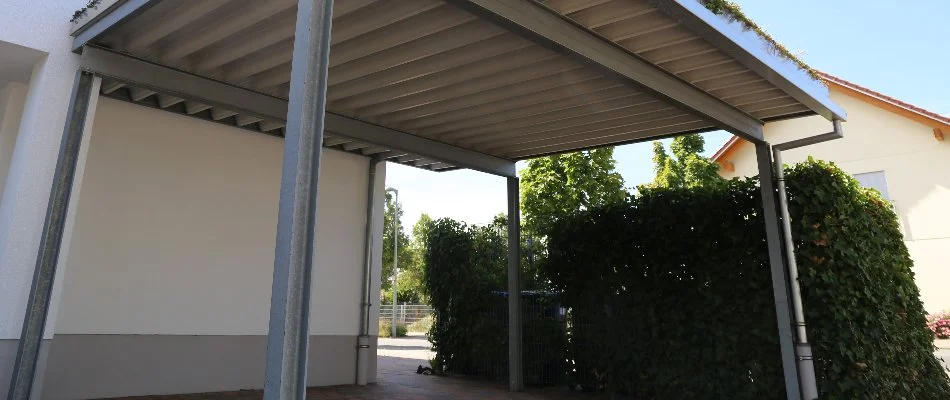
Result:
[853, 171, 890, 200]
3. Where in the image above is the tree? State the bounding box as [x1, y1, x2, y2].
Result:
[403, 213, 435, 302]
[411, 213, 435, 250]
[520, 148, 627, 234]
[381, 189, 417, 303]
[648, 134, 722, 188]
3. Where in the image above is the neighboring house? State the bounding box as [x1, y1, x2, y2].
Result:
[713, 72, 950, 314]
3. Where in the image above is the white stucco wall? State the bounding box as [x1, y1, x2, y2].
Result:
[719, 90, 950, 313]
[0, 82, 28, 201]
[0, 0, 89, 340]
[53, 97, 374, 336]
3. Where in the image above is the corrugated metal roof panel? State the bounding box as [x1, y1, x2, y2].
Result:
[76, 0, 842, 164]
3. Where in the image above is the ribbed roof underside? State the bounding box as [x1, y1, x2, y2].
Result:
[545, 0, 813, 120]
[89, 0, 824, 160]
[98, 77, 458, 171]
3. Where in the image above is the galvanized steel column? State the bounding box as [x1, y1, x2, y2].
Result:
[263, 0, 333, 399]
[755, 143, 803, 400]
[7, 71, 100, 400]
[506, 177, 524, 391]
[355, 159, 380, 385]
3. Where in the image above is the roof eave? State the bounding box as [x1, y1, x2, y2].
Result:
[653, 0, 847, 123]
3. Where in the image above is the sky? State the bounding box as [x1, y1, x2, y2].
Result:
[386, 0, 949, 229]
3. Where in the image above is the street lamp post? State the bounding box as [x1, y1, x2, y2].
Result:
[388, 188, 399, 338]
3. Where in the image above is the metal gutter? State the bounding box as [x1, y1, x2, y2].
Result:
[772, 119, 844, 400]
[355, 158, 381, 386]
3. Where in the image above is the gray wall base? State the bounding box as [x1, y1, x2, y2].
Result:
[1, 339, 51, 400]
[5, 335, 372, 400]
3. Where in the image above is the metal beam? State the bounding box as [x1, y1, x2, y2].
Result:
[7, 72, 101, 400]
[80, 46, 288, 121]
[71, 0, 160, 53]
[649, 0, 847, 122]
[755, 142, 803, 400]
[263, 0, 334, 399]
[444, 0, 765, 143]
[325, 114, 516, 177]
[80, 46, 516, 177]
[506, 177, 523, 391]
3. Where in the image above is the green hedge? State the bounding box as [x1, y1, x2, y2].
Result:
[543, 160, 949, 399]
[423, 220, 566, 384]
[378, 320, 408, 338]
[424, 219, 508, 377]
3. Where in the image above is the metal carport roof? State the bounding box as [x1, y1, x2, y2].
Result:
[5, 1, 848, 399]
[70, 0, 845, 175]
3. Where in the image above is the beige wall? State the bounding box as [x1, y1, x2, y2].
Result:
[719, 90, 950, 313]
[55, 97, 375, 335]
[34, 98, 385, 399]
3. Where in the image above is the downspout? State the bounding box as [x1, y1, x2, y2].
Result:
[772, 119, 843, 400]
[356, 157, 381, 385]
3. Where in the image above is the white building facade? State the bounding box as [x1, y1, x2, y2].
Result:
[0, 1, 386, 398]
[715, 74, 950, 315]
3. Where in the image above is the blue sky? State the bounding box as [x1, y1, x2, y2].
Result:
[386, 0, 949, 229]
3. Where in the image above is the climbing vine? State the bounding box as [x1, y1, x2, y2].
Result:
[700, 0, 823, 82]
[542, 159, 949, 398]
[71, 0, 104, 23]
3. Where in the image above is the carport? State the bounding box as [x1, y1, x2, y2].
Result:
[8, 1, 846, 399]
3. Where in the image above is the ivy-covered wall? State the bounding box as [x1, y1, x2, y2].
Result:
[543, 160, 949, 399]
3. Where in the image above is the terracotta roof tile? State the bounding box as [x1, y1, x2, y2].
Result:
[815, 72, 950, 126]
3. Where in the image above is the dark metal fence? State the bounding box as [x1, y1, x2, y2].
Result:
[448, 291, 568, 386]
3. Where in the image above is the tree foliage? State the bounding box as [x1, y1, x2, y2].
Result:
[381, 190, 420, 303]
[403, 213, 435, 303]
[423, 218, 565, 383]
[519, 148, 627, 233]
[648, 134, 723, 189]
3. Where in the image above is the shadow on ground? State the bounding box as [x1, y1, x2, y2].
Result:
[97, 334, 602, 400]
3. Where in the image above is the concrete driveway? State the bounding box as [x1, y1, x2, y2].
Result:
[94, 335, 601, 400]
[372, 333, 602, 399]
[937, 349, 950, 375]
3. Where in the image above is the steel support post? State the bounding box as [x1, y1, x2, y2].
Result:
[7, 71, 100, 400]
[772, 149, 819, 399]
[755, 143, 803, 400]
[263, 1, 333, 399]
[506, 177, 524, 391]
[390, 189, 400, 337]
[355, 159, 380, 385]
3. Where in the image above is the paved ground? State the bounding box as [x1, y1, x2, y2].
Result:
[92, 336, 950, 399]
[936, 339, 950, 375]
[101, 334, 602, 400]
[364, 333, 602, 399]
[937, 349, 950, 375]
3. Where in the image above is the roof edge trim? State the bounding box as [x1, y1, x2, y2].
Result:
[713, 73, 950, 162]
[650, 0, 847, 122]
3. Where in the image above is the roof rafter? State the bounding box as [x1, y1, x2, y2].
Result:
[443, 0, 765, 142]
[78, 46, 514, 177]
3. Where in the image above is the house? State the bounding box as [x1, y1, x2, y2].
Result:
[713, 72, 950, 315]
[1, 0, 848, 399]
